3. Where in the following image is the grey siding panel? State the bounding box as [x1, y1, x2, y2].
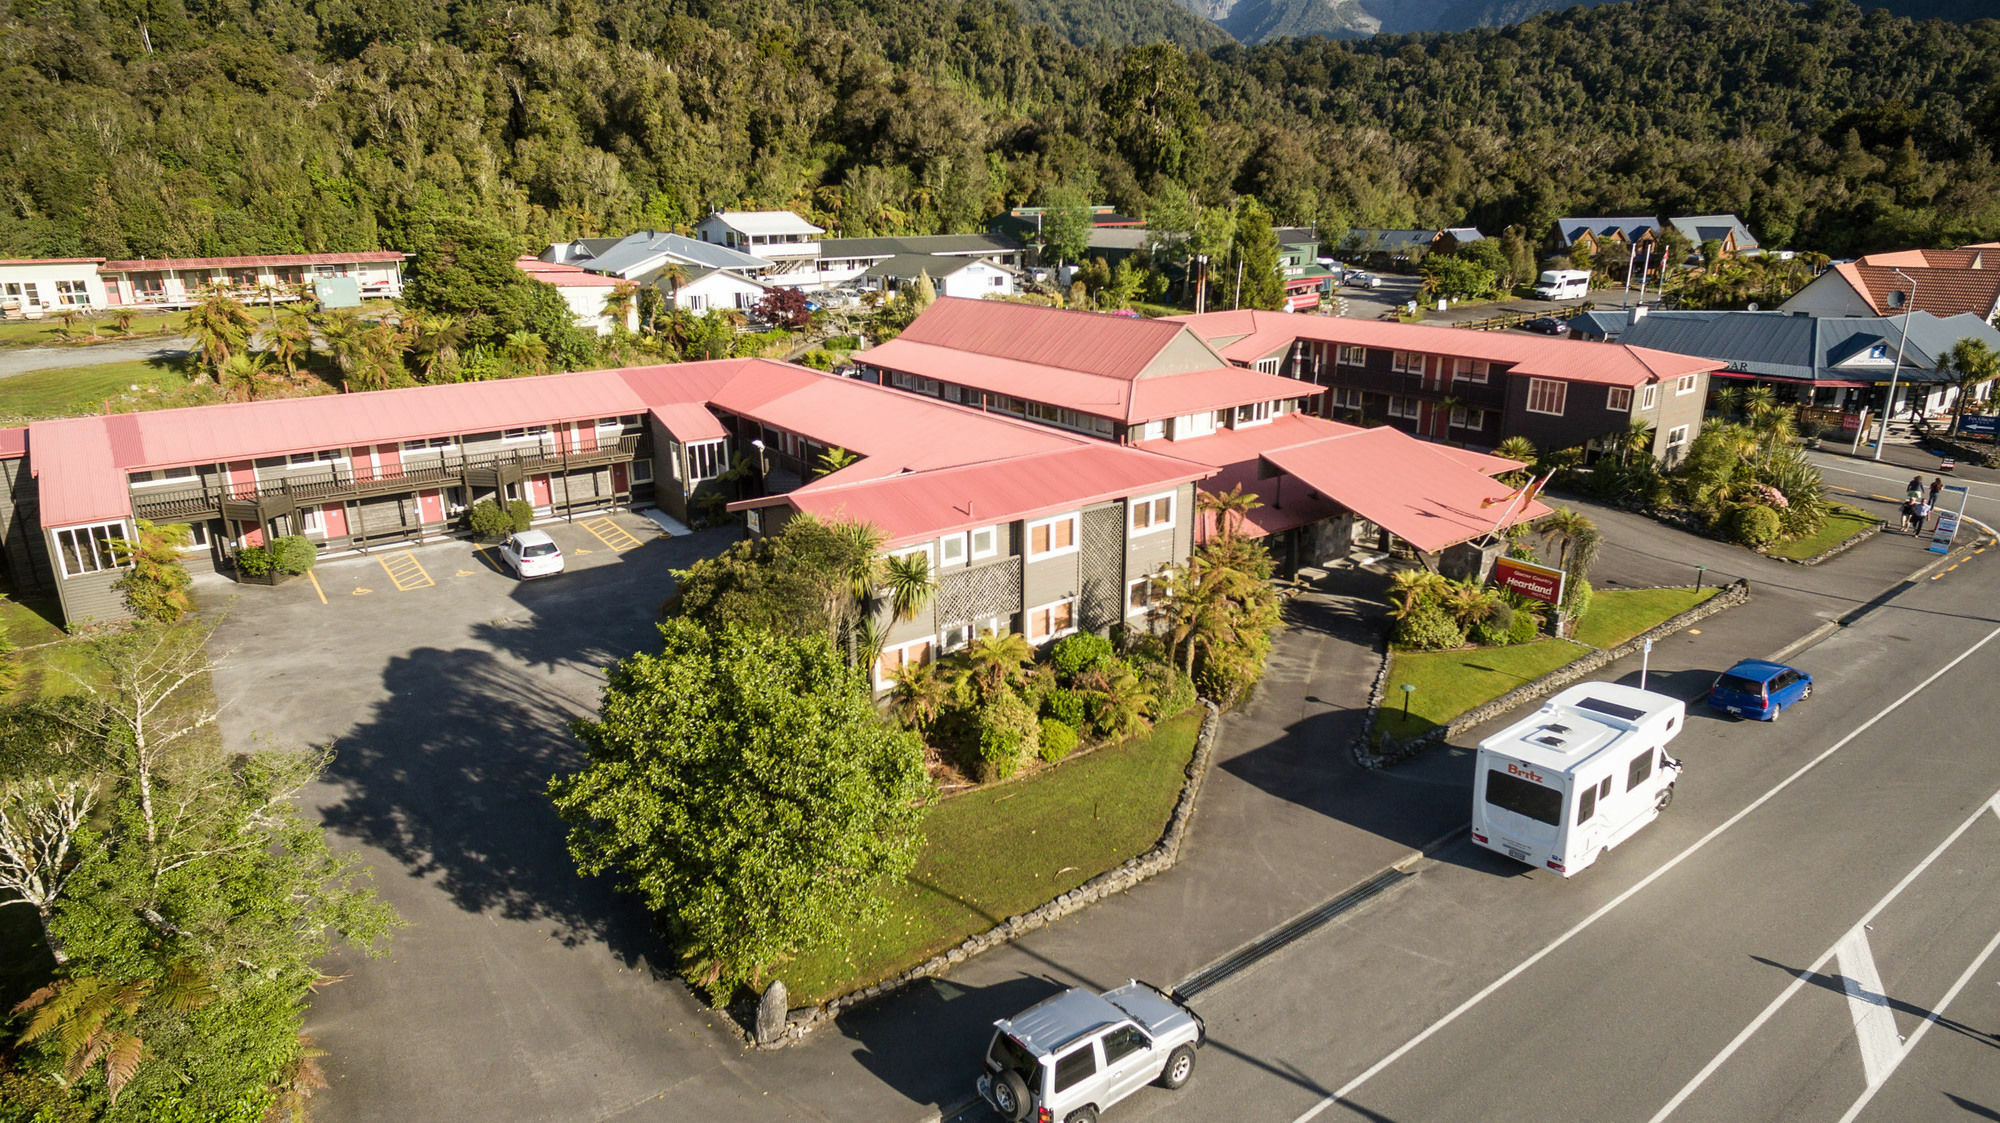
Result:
[53, 565, 127, 627]
[1021, 545, 1081, 614]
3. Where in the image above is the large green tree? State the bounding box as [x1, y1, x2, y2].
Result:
[549, 620, 930, 999]
[1232, 197, 1285, 311]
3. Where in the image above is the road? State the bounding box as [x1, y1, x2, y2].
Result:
[1092, 521, 2000, 1121]
[0, 336, 192, 377]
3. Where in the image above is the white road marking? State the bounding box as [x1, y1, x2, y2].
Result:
[1836, 922, 2000, 1123]
[1835, 926, 1901, 1089]
[1645, 788, 2000, 1122]
[1290, 620, 2000, 1123]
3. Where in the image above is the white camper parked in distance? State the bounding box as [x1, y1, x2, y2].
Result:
[1470, 682, 1684, 877]
[1534, 269, 1591, 300]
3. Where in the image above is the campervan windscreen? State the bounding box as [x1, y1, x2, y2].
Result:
[1485, 769, 1561, 825]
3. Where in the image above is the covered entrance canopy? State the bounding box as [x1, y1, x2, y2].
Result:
[1259, 428, 1551, 554]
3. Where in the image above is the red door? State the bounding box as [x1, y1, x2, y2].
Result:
[321, 503, 349, 540]
[227, 459, 257, 499]
[416, 490, 445, 524]
[527, 475, 552, 509]
[611, 462, 629, 493]
[572, 422, 597, 452]
[373, 443, 403, 481]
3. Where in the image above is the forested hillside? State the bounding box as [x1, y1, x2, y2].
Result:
[1185, 0, 1990, 43]
[1010, 0, 1234, 48]
[0, 0, 1996, 263]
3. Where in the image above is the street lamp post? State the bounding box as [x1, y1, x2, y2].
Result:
[1401, 682, 1415, 719]
[1694, 564, 1707, 594]
[1873, 268, 1919, 462]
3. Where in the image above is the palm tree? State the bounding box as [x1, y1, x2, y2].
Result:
[815, 446, 860, 477]
[1441, 580, 1503, 631]
[1620, 419, 1656, 466]
[961, 632, 1034, 700]
[111, 309, 136, 336]
[1709, 385, 1742, 419]
[1537, 507, 1597, 572]
[266, 305, 315, 378]
[181, 285, 257, 382]
[1077, 661, 1155, 740]
[218, 350, 270, 400]
[602, 282, 639, 333]
[10, 965, 215, 1104]
[408, 313, 469, 383]
[1494, 435, 1537, 478]
[316, 306, 369, 387]
[1944, 338, 2000, 434]
[889, 661, 949, 736]
[1386, 568, 1450, 620]
[1197, 483, 1263, 544]
[879, 551, 935, 622]
[502, 330, 550, 375]
[1742, 384, 1777, 428]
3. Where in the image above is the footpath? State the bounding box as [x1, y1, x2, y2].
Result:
[742, 477, 1982, 1123]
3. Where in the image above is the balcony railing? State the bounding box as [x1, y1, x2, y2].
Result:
[132, 434, 639, 522]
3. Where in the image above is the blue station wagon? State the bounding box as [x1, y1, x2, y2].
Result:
[1707, 659, 1813, 721]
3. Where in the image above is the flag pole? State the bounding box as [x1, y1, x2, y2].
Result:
[1476, 469, 1555, 547]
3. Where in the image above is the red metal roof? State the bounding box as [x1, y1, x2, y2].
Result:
[1125, 367, 1323, 422]
[738, 444, 1212, 547]
[0, 426, 26, 458]
[1134, 412, 1362, 471]
[27, 419, 127, 528]
[895, 297, 1191, 381]
[517, 256, 620, 288]
[0, 258, 105, 266]
[98, 252, 406, 272]
[1171, 310, 1715, 388]
[1261, 430, 1550, 554]
[649, 402, 729, 442]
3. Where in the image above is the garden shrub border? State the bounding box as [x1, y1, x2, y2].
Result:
[751, 700, 1223, 1048]
[1354, 580, 1750, 768]
[1770, 515, 1881, 567]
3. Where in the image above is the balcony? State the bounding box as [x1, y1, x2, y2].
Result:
[131, 434, 640, 524]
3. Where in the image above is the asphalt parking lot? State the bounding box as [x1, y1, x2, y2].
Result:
[198, 511, 768, 1123]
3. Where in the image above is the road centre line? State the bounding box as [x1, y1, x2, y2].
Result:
[1291, 618, 2000, 1123]
[1645, 789, 2000, 1122]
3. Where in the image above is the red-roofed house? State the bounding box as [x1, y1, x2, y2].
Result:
[1170, 310, 1716, 464]
[516, 257, 638, 335]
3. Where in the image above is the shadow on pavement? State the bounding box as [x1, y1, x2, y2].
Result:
[1753, 956, 2000, 1052]
[842, 973, 1065, 1116]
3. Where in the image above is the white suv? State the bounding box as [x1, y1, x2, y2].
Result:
[977, 981, 1204, 1123]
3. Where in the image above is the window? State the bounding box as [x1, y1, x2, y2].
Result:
[54, 279, 90, 306]
[1626, 751, 1655, 791]
[974, 613, 1006, 638]
[301, 508, 325, 535]
[1606, 386, 1633, 412]
[230, 268, 260, 288]
[1027, 513, 1078, 560]
[1338, 344, 1367, 365]
[1139, 419, 1166, 442]
[1599, 777, 1613, 800]
[1390, 351, 1420, 374]
[1454, 358, 1490, 384]
[129, 272, 167, 297]
[130, 466, 198, 488]
[1676, 374, 1698, 395]
[289, 449, 342, 466]
[1332, 387, 1363, 410]
[1129, 492, 1174, 535]
[1233, 400, 1274, 427]
[1172, 411, 1217, 440]
[1449, 406, 1473, 428]
[1053, 1044, 1097, 1094]
[1641, 384, 1658, 410]
[1102, 1026, 1149, 1065]
[939, 533, 967, 566]
[403, 437, 454, 452]
[631, 458, 653, 483]
[888, 543, 934, 570]
[54, 521, 126, 577]
[1254, 357, 1281, 375]
[1386, 396, 1419, 420]
[875, 638, 933, 691]
[1026, 598, 1076, 643]
[1484, 769, 1560, 826]
[1126, 574, 1162, 616]
[502, 426, 549, 442]
[1526, 378, 1568, 416]
[1577, 784, 1597, 825]
[687, 439, 729, 481]
[969, 526, 999, 560]
[1665, 425, 1689, 450]
[940, 622, 972, 653]
[179, 522, 211, 551]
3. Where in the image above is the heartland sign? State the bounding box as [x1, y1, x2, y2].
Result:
[1493, 556, 1565, 605]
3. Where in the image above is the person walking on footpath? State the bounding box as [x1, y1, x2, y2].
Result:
[1901, 500, 1917, 535]
[1914, 498, 1932, 535]
[1930, 476, 1944, 507]
[1908, 475, 1925, 502]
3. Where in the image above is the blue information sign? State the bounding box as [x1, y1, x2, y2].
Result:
[1958, 414, 1998, 436]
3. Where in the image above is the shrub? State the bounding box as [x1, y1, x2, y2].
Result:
[1470, 600, 1515, 647]
[1138, 661, 1197, 721]
[1561, 577, 1593, 622]
[1729, 503, 1782, 547]
[467, 499, 515, 540]
[113, 520, 194, 622]
[506, 498, 535, 530]
[1041, 687, 1088, 727]
[1050, 633, 1115, 680]
[799, 349, 835, 370]
[1393, 600, 1466, 651]
[1038, 718, 1079, 762]
[235, 545, 274, 576]
[270, 534, 317, 575]
[1507, 602, 1544, 644]
[974, 691, 1039, 782]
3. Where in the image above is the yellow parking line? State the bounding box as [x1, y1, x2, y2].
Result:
[376, 551, 435, 591]
[581, 516, 643, 552]
[306, 568, 327, 605]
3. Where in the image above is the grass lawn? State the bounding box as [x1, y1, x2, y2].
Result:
[1765, 504, 1880, 561]
[1572, 587, 1718, 649]
[1378, 639, 1586, 740]
[0, 313, 182, 349]
[0, 357, 200, 420]
[783, 709, 1204, 1005]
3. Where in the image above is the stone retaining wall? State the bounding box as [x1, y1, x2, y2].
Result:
[1353, 579, 1750, 768]
[754, 699, 1225, 1048]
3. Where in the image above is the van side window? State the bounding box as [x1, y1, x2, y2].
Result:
[1626, 750, 1654, 791]
[1599, 777, 1613, 800]
[1577, 785, 1597, 825]
[1053, 1043, 1097, 1092]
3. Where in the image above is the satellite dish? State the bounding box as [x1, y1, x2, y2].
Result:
[1747, 302, 1759, 311]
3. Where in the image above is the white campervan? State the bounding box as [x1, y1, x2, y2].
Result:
[1470, 682, 1684, 877]
[1534, 269, 1591, 300]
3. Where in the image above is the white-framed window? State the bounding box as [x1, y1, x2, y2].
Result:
[178, 522, 211, 551]
[1025, 598, 1077, 644]
[1676, 374, 1698, 395]
[973, 613, 1006, 638]
[404, 436, 454, 452]
[1391, 351, 1422, 374]
[1233, 400, 1274, 427]
[1126, 573, 1165, 616]
[1139, 419, 1166, 442]
[631, 458, 653, 483]
[301, 508, 326, 536]
[289, 449, 342, 466]
[1526, 378, 1568, 416]
[1450, 406, 1475, 428]
[1338, 344, 1367, 365]
[54, 521, 126, 577]
[1172, 411, 1217, 440]
[939, 533, 967, 566]
[502, 425, 549, 442]
[1666, 424, 1689, 450]
[1026, 513, 1079, 560]
[1606, 386, 1633, 411]
[1129, 491, 1175, 535]
[54, 279, 90, 306]
[888, 543, 934, 569]
[1332, 387, 1363, 410]
[129, 466, 199, 488]
[686, 439, 728, 481]
[940, 621, 972, 653]
[875, 637, 934, 691]
[1386, 396, 1419, 420]
[1454, 358, 1490, 383]
[1641, 384, 1659, 410]
[969, 525, 1000, 560]
[1254, 357, 1281, 375]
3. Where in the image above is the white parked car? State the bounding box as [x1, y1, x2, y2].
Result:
[978, 981, 1204, 1123]
[498, 530, 564, 578]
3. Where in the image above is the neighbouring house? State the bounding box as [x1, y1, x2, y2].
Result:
[1170, 309, 1717, 467]
[541, 230, 776, 286]
[516, 257, 638, 336]
[1275, 228, 1336, 312]
[1572, 306, 2000, 428]
[1779, 251, 2000, 325]
[0, 258, 108, 317]
[694, 212, 824, 283]
[1665, 214, 1760, 259]
[1336, 227, 1485, 268]
[812, 234, 1025, 291]
[0, 252, 407, 315]
[665, 268, 772, 315]
[989, 205, 1143, 248]
[853, 298, 1554, 577]
[1552, 217, 1659, 259]
[860, 254, 1018, 299]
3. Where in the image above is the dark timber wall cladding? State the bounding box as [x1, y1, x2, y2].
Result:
[0, 458, 49, 592]
[1079, 503, 1125, 635]
[935, 555, 1022, 628]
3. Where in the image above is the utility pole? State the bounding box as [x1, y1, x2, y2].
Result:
[1874, 267, 1918, 462]
[1233, 256, 1244, 310]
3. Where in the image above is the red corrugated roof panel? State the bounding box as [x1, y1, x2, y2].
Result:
[27, 419, 128, 527]
[0, 426, 26, 459]
[895, 297, 1189, 381]
[650, 402, 729, 442]
[98, 252, 406, 272]
[1261, 429, 1550, 554]
[0, 258, 105, 266]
